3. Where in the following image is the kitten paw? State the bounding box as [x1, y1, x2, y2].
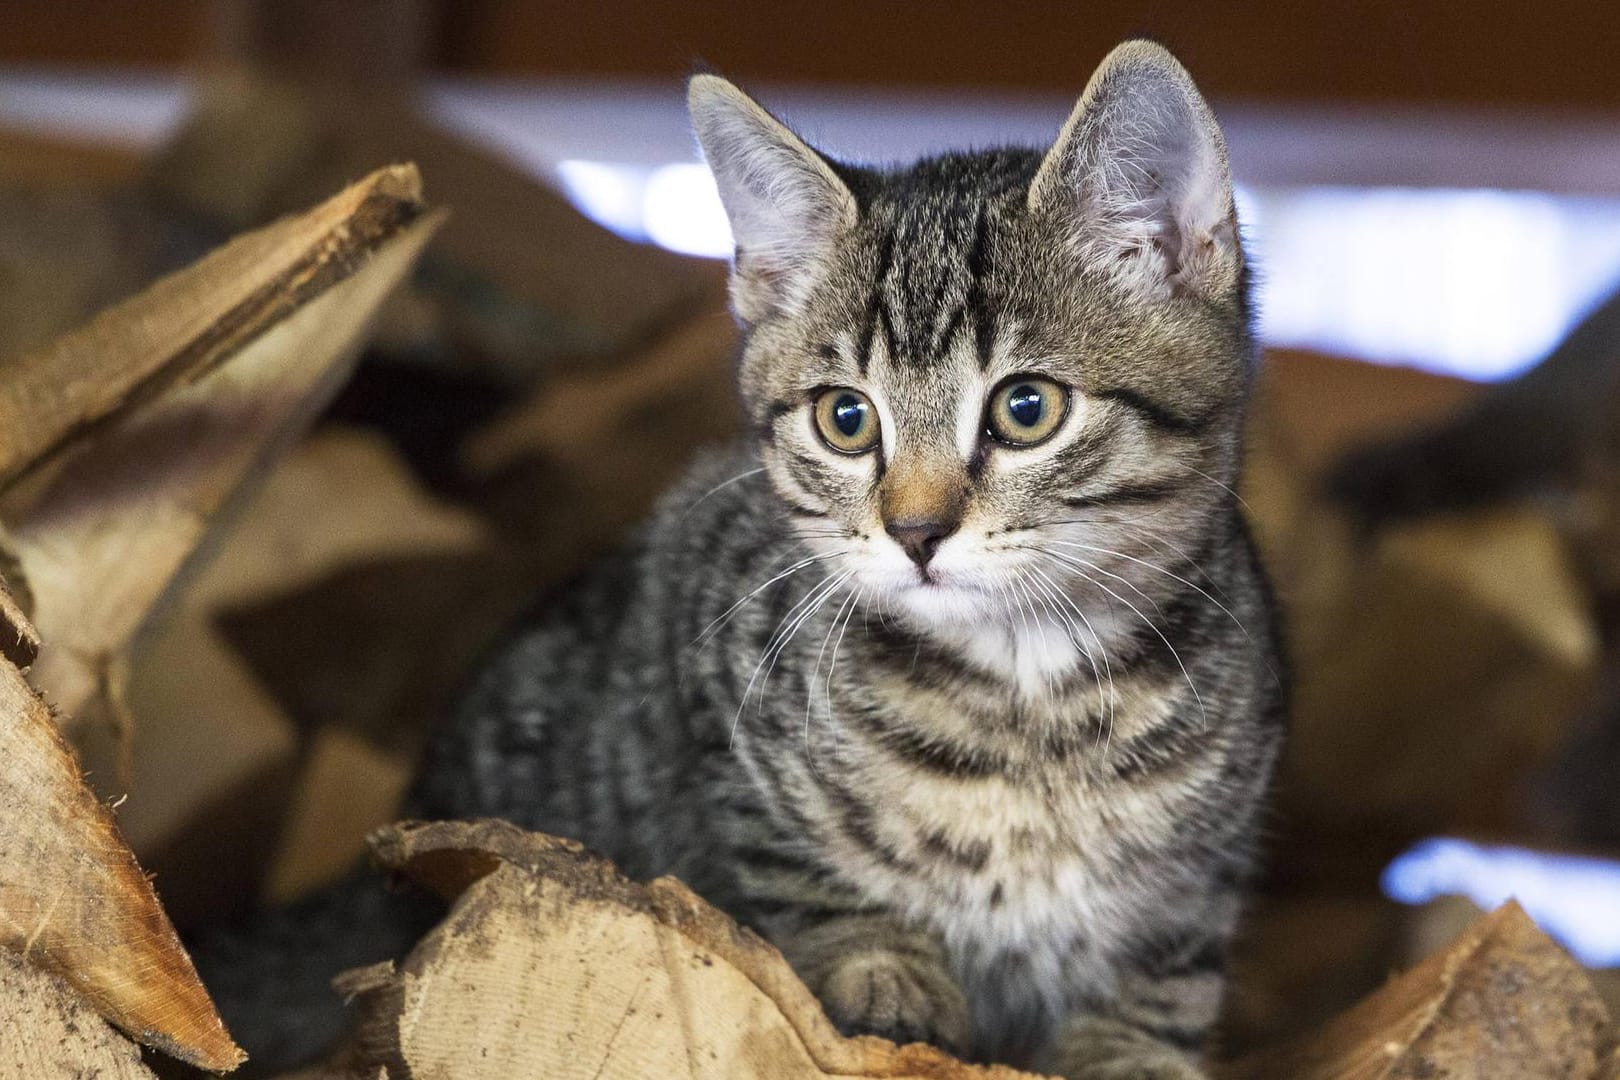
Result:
[816, 948, 971, 1055]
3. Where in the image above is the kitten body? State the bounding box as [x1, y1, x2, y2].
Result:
[415, 41, 1283, 1078]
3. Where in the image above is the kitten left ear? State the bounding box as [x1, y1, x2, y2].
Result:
[1029, 40, 1241, 301]
[689, 74, 858, 324]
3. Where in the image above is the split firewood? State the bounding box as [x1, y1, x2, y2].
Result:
[1221, 902, 1612, 1080]
[0, 570, 38, 670]
[333, 819, 1047, 1080]
[0, 640, 243, 1070]
[323, 823, 1617, 1080]
[0, 164, 428, 486]
[148, 69, 724, 384]
[0, 949, 157, 1080]
[114, 429, 489, 920]
[0, 165, 443, 736]
[1240, 354, 1601, 893]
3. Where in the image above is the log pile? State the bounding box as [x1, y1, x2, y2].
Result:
[307, 821, 1614, 1080]
[0, 163, 437, 1074]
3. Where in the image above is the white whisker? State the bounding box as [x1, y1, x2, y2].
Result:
[680, 466, 767, 521]
[1037, 547, 1208, 732]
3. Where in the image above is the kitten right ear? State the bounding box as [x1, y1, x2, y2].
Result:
[688, 74, 857, 324]
[1029, 41, 1241, 302]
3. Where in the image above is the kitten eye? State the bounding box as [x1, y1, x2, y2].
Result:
[813, 388, 881, 454]
[987, 376, 1068, 446]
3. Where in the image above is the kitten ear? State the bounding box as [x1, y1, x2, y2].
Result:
[1029, 41, 1241, 300]
[689, 74, 857, 324]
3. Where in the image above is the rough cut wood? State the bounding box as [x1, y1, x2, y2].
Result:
[1221, 902, 1612, 1080]
[149, 72, 724, 382]
[337, 819, 1047, 1080]
[0, 949, 157, 1080]
[0, 165, 426, 486]
[0, 167, 442, 727]
[0, 572, 38, 669]
[0, 649, 243, 1071]
[325, 823, 1617, 1080]
[116, 430, 487, 919]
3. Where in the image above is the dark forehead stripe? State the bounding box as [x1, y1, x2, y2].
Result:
[966, 200, 996, 370]
[843, 149, 1039, 374]
[855, 228, 896, 375]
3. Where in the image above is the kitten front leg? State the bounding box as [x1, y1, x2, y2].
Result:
[1050, 1016, 1207, 1080]
[778, 911, 971, 1054]
[1048, 930, 1226, 1080]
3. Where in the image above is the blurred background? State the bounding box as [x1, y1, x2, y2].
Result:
[3, 0, 1619, 1069]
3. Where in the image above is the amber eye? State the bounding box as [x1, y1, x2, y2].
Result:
[987, 376, 1068, 446]
[813, 388, 881, 454]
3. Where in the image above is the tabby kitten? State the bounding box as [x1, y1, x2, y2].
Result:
[415, 40, 1284, 1079]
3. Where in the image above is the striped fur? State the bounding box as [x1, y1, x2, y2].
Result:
[414, 41, 1284, 1078]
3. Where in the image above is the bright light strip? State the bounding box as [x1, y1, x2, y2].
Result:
[1250, 186, 1620, 380]
[554, 160, 652, 241]
[1383, 837, 1620, 967]
[641, 162, 734, 257]
[551, 160, 1620, 384]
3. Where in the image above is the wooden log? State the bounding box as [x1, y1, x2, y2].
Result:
[0, 570, 37, 670]
[1221, 902, 1612, 1080]
[0, 167, 443, 729]
[117, 429, 488, 919]
[0, 949, 157, 1080]
[325, 823, 1618, 1080]
[0, 651, 243, 1070]
[147, 70, 724, 382]
[0, 165, 427, 487]
[336, 819, 1047, 1080]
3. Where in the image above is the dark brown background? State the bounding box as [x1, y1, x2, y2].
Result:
[6, 0, 1620, 110]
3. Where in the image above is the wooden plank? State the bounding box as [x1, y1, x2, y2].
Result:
[1, 167, 442, 727]
[0, 164, 425, 487]
[343, 819, 1049, 1080]
[0, 950, 157, 1080]
[0, 654, 243, 1070]
[434, 0, 1620, 111]
[1222, 903, 1612, 1080]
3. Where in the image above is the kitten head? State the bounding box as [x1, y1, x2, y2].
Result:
[689, 42, 1253, 630]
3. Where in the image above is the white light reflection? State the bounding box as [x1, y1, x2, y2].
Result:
[1383, 837, 1620, 967]
[549, 161, 1620, 384]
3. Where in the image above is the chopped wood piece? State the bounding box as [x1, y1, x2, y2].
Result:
[0, 570, 38, 669]
[0, 654, 243, 1071]
[264, 728, 412, 904]
[341, 819, 1047, 1080]
[0, 165, 425, 486]
[149, 72, 724, 382]
[1221, 902, 1612, 1080]
[0, 948, 157, 1080]
[1, 168, 442, 727]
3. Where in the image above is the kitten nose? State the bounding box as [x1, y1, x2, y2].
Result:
[885, 517, 957, 569]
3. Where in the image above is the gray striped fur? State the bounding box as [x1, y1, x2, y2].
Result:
[414, 40, 1284, 1079]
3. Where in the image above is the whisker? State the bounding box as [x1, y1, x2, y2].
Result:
[1027, 565, 1116, 750]
[752, 570, 853, 724]
[1037, 548, 1208, 732]
[680, 466, 766, 520]
[1041, 540, 1165, 618]
[1174, 461, 1255, 516]
[1044, 538, 1256, 648]
[693, 549, 845, 648]
[823, 587, 862, 765]
[805, 587, 860, 775]
[729, 569, 848, 749]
